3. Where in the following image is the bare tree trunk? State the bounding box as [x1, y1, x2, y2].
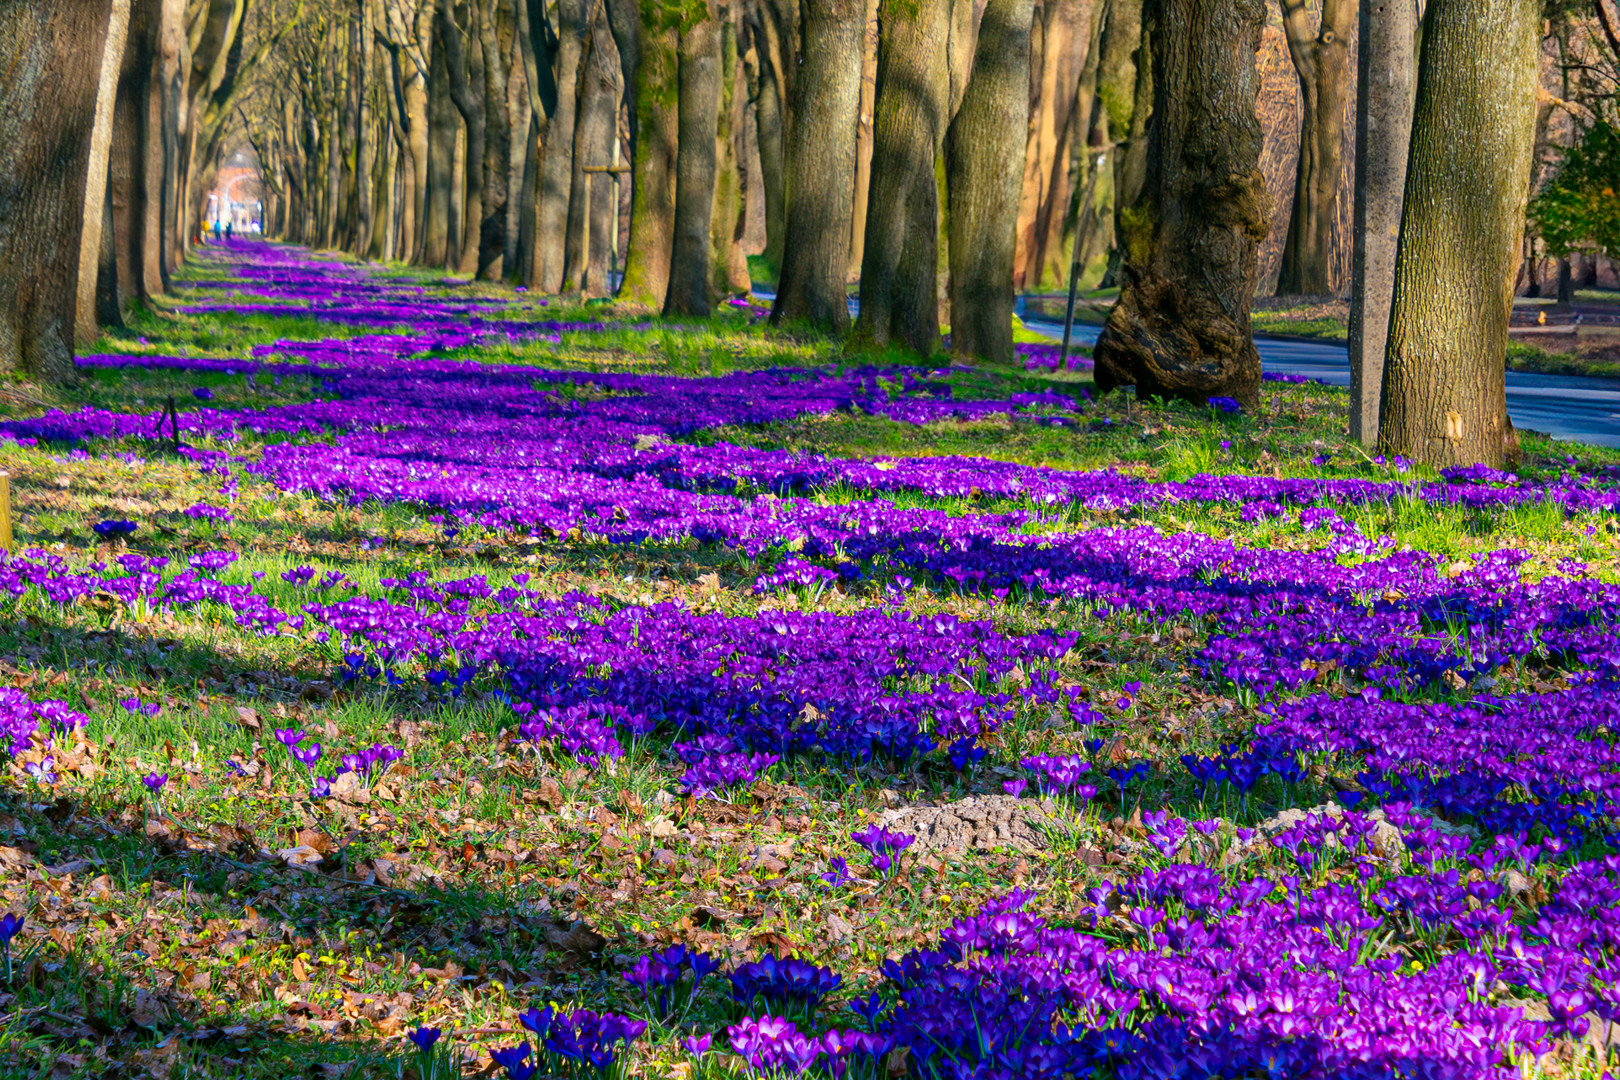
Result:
[946, 0, 1032, 364]
[538, 0, 586, 290]
[75, 0, 133, 348]
[357, 1, 378, 255]
[770, 0, 863, 330]
[619, 2, 678, 307]
[664, 2, 722, 317]
[846, 0, 878, 280]
[570, 3, 621, 295]
[748, 12, 788, 275]
[1276, 0, 1354, 295]
[1347, 0, 1415, 446]
[0, 0, 116, 379]
[854, 0, 950, 355]
[443, 0, 487, 276]
[111, 0, 157, 313]
[1092, 0, 1270, 407]
[1377, 0, 1539, 468]
[475, 0, 513, 279]
[424, 24, 458, 268]
[711, 9, 748, 297]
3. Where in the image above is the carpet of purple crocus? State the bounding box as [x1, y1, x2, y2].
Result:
[0, 243, 1618, 1078]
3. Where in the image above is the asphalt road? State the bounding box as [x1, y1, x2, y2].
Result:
[1022, 317, 1620, 449]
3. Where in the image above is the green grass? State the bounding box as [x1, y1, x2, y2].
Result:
[0, 248, 1617, 1075]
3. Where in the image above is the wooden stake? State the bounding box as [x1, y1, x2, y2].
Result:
[0, 472, 11, 554]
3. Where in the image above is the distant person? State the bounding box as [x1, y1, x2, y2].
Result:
[225, 222, 233, 241]
[213, 220, 222, 241]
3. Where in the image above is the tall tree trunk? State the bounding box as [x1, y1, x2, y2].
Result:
[772, 0, 863, 330]
[711, 10, 748, 297]
[1377, 0, 1539, 467]
[749, 16, 788, 275]
[424, 25, 458, 268]
[1276, 0, 1354, 295]
[443, 0, 487, 276]
[111, 0, 157, 313]
[946, 0, 1033, 364]
[1091, 0, 1269, 408]
[538, 0, 587, 291]
[475, 0, 513, 279]
[854, 0, 950, 356]
[846, 0, 878, 280]
[569, 3, 621, 296]
[1347, 0, 1415, 446]
[155, 0, 184, 288]
[357, 2, 378, 256]
[0, 0, 115, 379]
[664, 2, 722, 317]
[76, 0, 132, 348]
[1094, 0, 1144, 289]
[619, 2, 678, 307]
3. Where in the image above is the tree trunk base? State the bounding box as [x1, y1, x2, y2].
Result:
[1093, 270, 1262, 408]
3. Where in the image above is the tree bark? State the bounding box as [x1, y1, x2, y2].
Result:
[619, 1, 678, 308]
[538, 0, 586, 291]
[76, 0, 133, 348]
[664, 2, 722, 317]
[855, 0, 950, 356]
[0, 1, 116, 379]
[1347, 0, 1415, 446]
[1091, 0, 1270, 408]
[442, 0, 487, 276]
[111, 0, 158, 313]
[846, 0, 878, 280]
[748, 13, 788, 275]
[1377, 0, 1539, 468]
[771, 0, 863, 331]
[357, 0, 379, 256]
[1276, 0, 1354, 296]
[424, 20, 458, 268]
[946, 0, 1033, 364]
[711, 9, 748, 297]
[568, 2, 621, 296]
[475, 0, 513, 279]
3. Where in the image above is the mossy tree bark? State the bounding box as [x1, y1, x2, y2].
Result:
[710, 10, 749, 297]
[0, 0, 117, 379]
[617, 0, 678, 308]
[1275, 0, 1354, 296]
[855, 0, 950, 357]
[110, 0, 157, 313]
[474, 0, 513, 280]
[1376, 0, 1539, 468]
[945, 0, 1033, 365]
[771, 0, 864, 332]
[1092, 0, 1269, 408]
[664, 0, 722, 317]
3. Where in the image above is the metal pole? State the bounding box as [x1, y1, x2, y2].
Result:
[1058, 152, 1107, 372]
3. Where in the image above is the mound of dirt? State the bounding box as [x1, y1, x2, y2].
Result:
[878, 794, 1067, 855]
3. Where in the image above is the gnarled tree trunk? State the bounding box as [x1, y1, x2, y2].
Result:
[1377, 0, 1539, 467]
[946, 0, 1033, 364]
[1091, 0, 1270, 408]
[771, 0, 863, 331]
